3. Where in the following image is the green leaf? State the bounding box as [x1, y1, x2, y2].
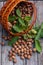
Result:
[12, 25, 23, 32]
[35, 23, 43, 40]
[24, 16, 31, 22]
[8, 15, 16, 22]
[8, 37, 19, 46]
[16, 9, 21, 17]
[18, 17, 25, 26]
[34, 26, 40, 32]
[41, 22, 43, 29]
[35, 40, 42, 53]
[40, 30, 43, 38]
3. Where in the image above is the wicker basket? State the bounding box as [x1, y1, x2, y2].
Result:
[0, 0, 37, 36]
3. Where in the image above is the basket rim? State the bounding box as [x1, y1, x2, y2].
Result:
[1, 0, 37, 36]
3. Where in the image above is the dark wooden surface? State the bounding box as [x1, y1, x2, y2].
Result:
[0, 1, 43, 65]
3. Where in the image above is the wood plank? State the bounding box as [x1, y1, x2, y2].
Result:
[0, 2, 3, 9]
[1, 2, 13, 65]
[1, 29, 13, 65]
[35, 1, 43, 24]
[0, 2, 3, 65]
[36, 1, 43, 65]
[37, 39, 43, 65]
[27, 1, 43, 65]
[0, 24, 2, 65]
[1, 46, 13, 65]
[14, 55, 25, 65]
[27, 1, 38, 65]
[2, 30, 25, 65]
[27, 53, 37, 65]
[0, 1, 43, 65]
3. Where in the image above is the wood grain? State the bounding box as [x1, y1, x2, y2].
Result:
[0, 2, 3, 65]
[14, 55, 25, 65]
[27, 53, 37, 65]
[1, 29, 13, 65]
[1, 2, 13, 65]
[0, 1, 43, 65]
[0, 24, 2, 65]
[37, 40, 43, 65]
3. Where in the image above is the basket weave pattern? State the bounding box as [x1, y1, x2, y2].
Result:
[0, 0, 37, 36]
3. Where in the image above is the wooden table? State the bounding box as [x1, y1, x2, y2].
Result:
[0, 1, 43, 65]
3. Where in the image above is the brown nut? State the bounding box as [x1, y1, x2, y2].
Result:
[22, 17, 24, 19]
[13, 48, 17, 53]
[20, 53, 24, 56]
[7, 36, 10, 40]
[9, 57, 12, 61]
[27, 42, 29, 44]
[18, 45, 21, 49]
[27, 55, 31, 59]
[25, 8, 27, 12]
[4, 37, 7, 40]
[21, 45, 24, 49]
[2, 36, 7, 40]
[26, 47, 29, 50]
[7, 36, 11, 41]
[24, 48, 26, 51]
[16, 42, 19, 45]
[29, 52, 32, 56]
[8, 22, 12, 28]
[27, 39, 33, 42]
[8, 22, 12, 30]
[33, 48, 36, 52]
[1, 42, 4, 46]
[24, 51, 27, 54]
[18, 39, 21, 43]
[8, 53, 12, 57]
[28, 45, 32, 48]
[18, 52, 21, 56]
[13, 59, 17, 63]
[20, 56, 24, 60]
[9, 50, 12, 54]
[29, 49, 32, 52]
[22, 40, 25, 44]
[27, 52, 29, 55]
[2, 35, 5, 38]
[21, 49, 24, 53]
[16, 48, 19, 51]
[11, 48, 15, 52]
[17, 50, 20, 54]
[12, 53, 16, 56]
[13, 45, 17, 49]
[19, 37, 22, 39]
[25, 44, 27, 48]
[27, 4, 32, 7]
[12, 56, 15, 59]
[14, 50, 17, 54]
[24, 54, 27, 58]
[29, 49, 32, 55]
[29, 42, 32, 45]
[17, 44, 21, 48]
[13, 21, 16, 24]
